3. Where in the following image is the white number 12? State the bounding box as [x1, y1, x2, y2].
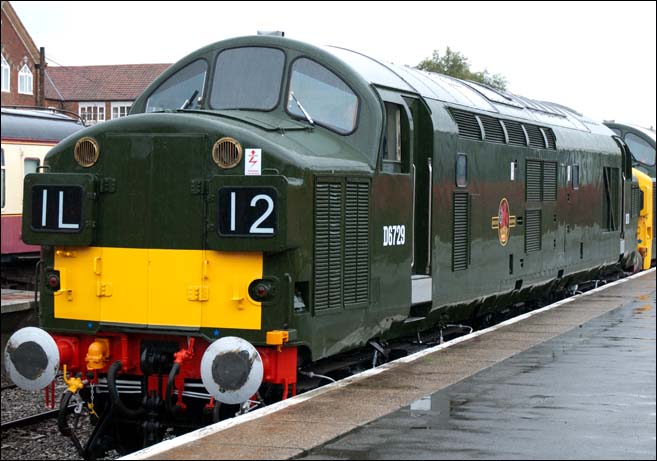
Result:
[228, 192, 274, 234]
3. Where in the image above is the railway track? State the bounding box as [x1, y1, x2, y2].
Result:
[1, 406, 73, 431]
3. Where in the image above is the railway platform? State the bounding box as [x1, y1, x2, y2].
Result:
[1, 289, 37, 379]
[1, 289, 35, 314]
[125, 269, 655, 460]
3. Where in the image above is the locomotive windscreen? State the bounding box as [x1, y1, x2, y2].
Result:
[210, 47, 285, 111]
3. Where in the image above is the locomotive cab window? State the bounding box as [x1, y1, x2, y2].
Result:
[146, 59, 207, 112]
[383, 103, 402, 172]
[625, 133, 656, 166]
[380, 101, 412, 174]
[286, 58, 358, 134]
[211, 47, 285, 111]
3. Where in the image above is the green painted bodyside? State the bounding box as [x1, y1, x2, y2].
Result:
[24, 36, 636, 361]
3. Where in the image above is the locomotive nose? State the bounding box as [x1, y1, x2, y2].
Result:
[200, 336, 263, 405]
[4, 327, 60, 391]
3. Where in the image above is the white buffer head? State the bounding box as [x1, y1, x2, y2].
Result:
[200, 336, 263, 405]
[4, 327, 60, 391]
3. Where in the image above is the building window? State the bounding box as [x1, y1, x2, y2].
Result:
[111, 102, 132, 119]
[18, 64, 33, 94]
[79, 103, 106, 125]
[1, 55, 9, 92]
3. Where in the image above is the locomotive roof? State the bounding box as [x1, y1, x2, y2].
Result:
[134, 35, 612, 139]
[1, 108, 85, 143]
[321, 45, 601, 133]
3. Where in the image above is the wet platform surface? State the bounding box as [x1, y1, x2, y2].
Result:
[127, 270, 656, 460]
[301, 277, 656, 460]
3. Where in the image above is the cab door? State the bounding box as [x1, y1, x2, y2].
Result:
[370, 90, 416, 312]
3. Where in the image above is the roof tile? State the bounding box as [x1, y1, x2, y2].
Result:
[45, 63, 171, 101]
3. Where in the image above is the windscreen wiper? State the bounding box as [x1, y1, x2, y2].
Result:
[290, 91, 314, 126]
[180, 90, 200, 110]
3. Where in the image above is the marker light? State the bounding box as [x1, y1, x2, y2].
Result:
[248, 279, 275, 302]
[46, 271, 60, 291]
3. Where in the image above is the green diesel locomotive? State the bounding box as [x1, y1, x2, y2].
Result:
[4, 35, 645, 457]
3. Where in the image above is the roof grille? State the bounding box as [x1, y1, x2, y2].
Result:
[449, 108, 558, 150]
[450, 108, 482, 140]
[542, 128, 557, 149]
[503, 120, 527, 146]
[479, 115, 506, 144]
[524, 124, 546, 149]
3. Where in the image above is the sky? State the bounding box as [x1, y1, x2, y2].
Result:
[10, 1, 657, 129]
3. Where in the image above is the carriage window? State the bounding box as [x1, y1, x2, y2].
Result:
[146, 59, 207, 112]
[624, 133, 655, 166]
[24, 158, 40, 176]
[210, 47, 284, 111]
[287, 58, 358, 134]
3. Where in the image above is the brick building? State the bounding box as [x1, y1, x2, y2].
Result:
[44, 64, 170, 124]
[1, 1, 170, 124]
[1, 0, 46, 107]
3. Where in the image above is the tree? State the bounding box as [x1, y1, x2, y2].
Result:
[417, 47, 508, 91]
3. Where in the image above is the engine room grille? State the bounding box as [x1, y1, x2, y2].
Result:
[343, 182, 370, 306]
[631, 184, 641, 217]
[314, 182, 343, 311]
[542, 161, 558, 201]
[314, 179, 370, 311]
[525, 209, 542, 253]
[526, 160, 542, 202]
[452, 192, 470, 271]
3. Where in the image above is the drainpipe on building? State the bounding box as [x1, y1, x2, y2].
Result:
[37, 46, 45, 107]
